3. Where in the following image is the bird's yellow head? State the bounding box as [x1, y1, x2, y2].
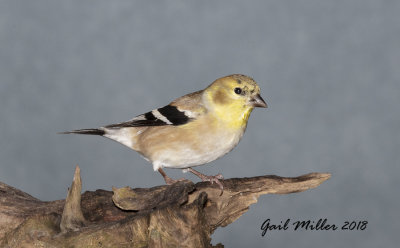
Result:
[204, 74, 267, 129]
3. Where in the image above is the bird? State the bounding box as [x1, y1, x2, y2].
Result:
[61, 74, 267, 194]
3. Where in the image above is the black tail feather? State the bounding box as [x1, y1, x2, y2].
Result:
[59, 128, 105, 136]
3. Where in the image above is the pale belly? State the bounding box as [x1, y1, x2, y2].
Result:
[139, 124, 246, 170]
[162, 132, 243, 169]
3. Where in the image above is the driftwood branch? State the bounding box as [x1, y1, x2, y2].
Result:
[60, 165, 86, 232]
[0, 167, 330, 247]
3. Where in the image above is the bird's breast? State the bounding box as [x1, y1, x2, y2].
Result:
[137, 116, 247, 169]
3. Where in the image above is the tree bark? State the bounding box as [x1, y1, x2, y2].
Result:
[0, 166, 330, 247]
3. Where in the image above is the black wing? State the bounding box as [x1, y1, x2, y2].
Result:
[105, 105, 192, 129]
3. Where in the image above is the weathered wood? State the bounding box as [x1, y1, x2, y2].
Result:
[60, 165, 86, 232]
[0, 168, 330, 247]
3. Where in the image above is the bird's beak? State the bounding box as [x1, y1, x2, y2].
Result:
[249, 94, 267, 108]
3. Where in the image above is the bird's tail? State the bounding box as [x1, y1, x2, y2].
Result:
[59, 128, 105, 136]
[60, 127, 136, 149]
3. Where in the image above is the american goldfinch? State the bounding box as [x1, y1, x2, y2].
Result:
[62, 74, 267, 194]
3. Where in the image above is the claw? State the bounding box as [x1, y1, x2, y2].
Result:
[210, 175, 224, 196]
[186, 168, 225, 196]
[215, 173, 224, 180]
[204, 175, 224, 196]
[158, 168, 186, 185]
[164, 176, 186, 185]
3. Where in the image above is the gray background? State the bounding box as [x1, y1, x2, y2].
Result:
[1, 0, 399, 247]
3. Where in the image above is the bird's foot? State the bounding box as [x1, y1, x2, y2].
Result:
[186, 168, 224, 195]
[158, 168, 186, 185]
[200, 174, 225, 195]
[164, 176, 186, 185]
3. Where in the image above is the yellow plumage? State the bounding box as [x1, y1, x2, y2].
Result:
[62, 74, 267, 193]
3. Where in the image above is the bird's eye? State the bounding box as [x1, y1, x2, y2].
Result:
[234, 88, 242, 95]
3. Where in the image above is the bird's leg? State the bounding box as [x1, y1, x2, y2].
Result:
[158, 168, 185, 185]
[185, 167, 224, 195]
